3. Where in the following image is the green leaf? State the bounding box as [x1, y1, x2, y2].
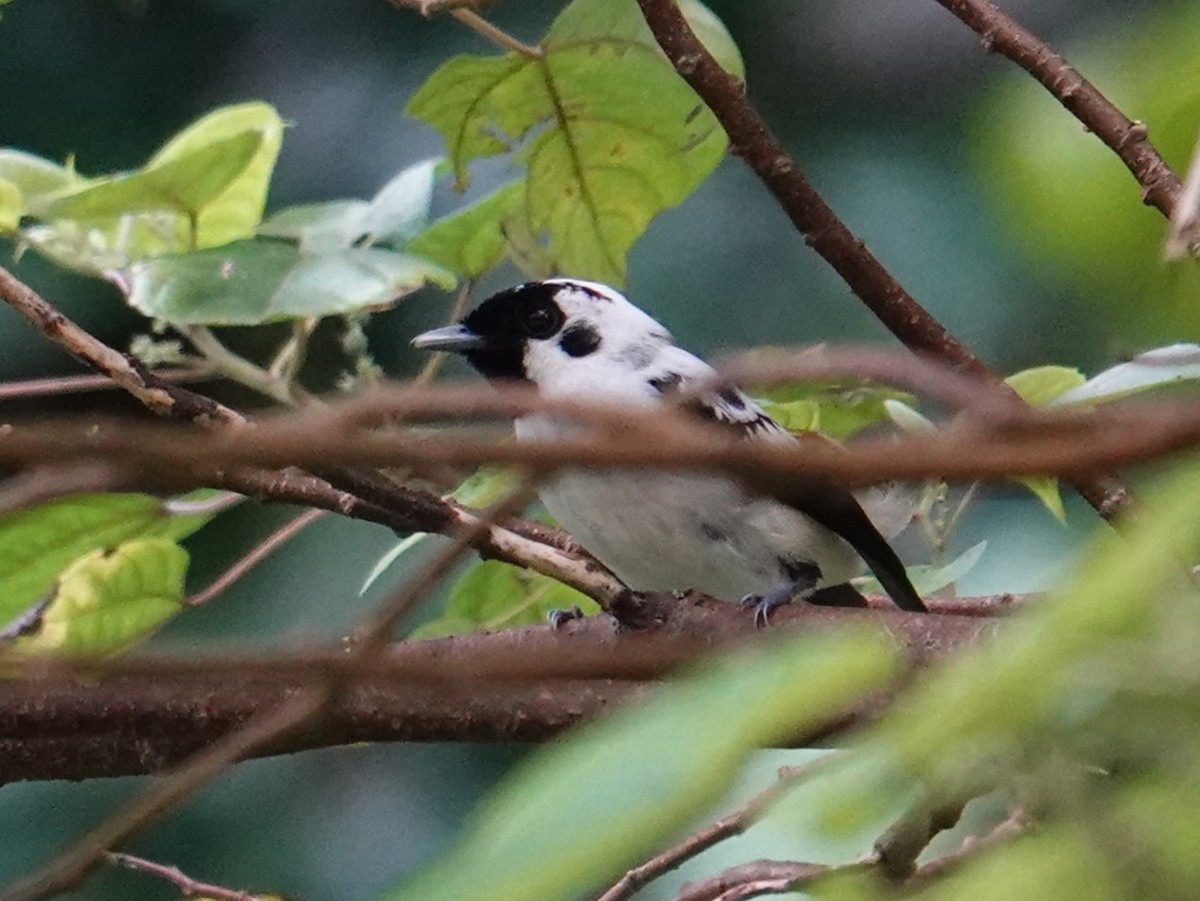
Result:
[384, 631, 898, 901]
[0, 178, 20, 232]
[409, 181, 523, 277]
[0, 492, 213, 623]
[1016, 475, 1067, 522]
[43, 131, 264, 228]
[6, 539, 187, 656]
[356, 157, 441, 246]
[258, 200, 371, 252]
[758, 397, 821, 433]
[999, 367, 1080, 519]
[756, 380, 912, 439]
[145, 101, 284, 248]
[121, 239, 455, 326]
[1053, 343, 1200, 406]
[857, 541, 987, 598]
[0, 149, 82, 216]
[413, 559, 601, 637]
[1004, 365, 1086, 407]
[406, 0, 742, 284]
[16, 103, 284, 273]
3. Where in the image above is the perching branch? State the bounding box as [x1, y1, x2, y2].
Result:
[0, 595, 1002, 784]
[932, 0, 1182, 219]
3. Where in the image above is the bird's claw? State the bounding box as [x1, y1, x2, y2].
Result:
[739, 591, 792, 629]
[547, 605, 584, 630]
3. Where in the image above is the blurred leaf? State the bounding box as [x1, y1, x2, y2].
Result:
[756, 380, 912, 439]
[406, 0, 741, 284]
[409, 181, 523, 277]
[413, 559, 600, 637]
[0, 178, 19, 231]
[857, 541, 987, 598]
[360, 532, 429, 597]
[920, 827, 1120, 901]
[0, 492, 213, 623]
[450, 466, 526, 507]
[1004, 365, 1086, 406]
[6, 538, 187, 656]
[1054, 343, 1200, 406]
[360, 468, 526, 597]
[121, 239, 455, 325]
[974, 7, 1200, 343]
[384, 631, 898, 901]
[145, 101, 284, 247]
[258, 200, 370, 252]
[758, 397, 821, 433]
[884, 398, 937, 435]
[883, 463, 1200, 793]
[0, 149, 81, 216]
[355, 157, 441, 246]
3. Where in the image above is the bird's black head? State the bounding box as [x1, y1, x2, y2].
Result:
[455, 282, 566, 381]
[412, 279, 617, 383]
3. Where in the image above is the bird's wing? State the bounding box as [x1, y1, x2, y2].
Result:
[663, 370, 926, 613]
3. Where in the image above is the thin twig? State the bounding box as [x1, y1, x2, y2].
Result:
[0, 368, 213, 402]
[933, 0, 1182, 219]
[449, 8, 543, 58]
[907, 805, 1030, 885]
[672, 859, 873, 901]
[597, 756, 840, 901]
[179, 325, 300, 406]
[102, 851, 262, 901]
[184, 508, 329, 608]
[632, 0, 1134, 521]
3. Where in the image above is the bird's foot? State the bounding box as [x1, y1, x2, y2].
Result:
[739, 585, 796, 629]
[547, 605, 584, 630]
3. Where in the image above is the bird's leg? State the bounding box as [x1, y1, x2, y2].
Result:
[739, 560, 822, 628]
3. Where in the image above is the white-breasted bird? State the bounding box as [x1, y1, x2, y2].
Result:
[412, 278, 925, 622]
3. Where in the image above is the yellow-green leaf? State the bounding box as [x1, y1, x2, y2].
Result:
[1004, 365, 1085, 407]
[146, 101, 284, 247]
[0, 492, 213, 623]
[6, 538, 187, 656]
[406, 0, 742, 284]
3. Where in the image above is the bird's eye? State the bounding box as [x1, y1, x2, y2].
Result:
[521, 302, 562, 339]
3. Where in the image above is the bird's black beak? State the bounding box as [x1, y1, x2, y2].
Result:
[410, 324, 487, 353]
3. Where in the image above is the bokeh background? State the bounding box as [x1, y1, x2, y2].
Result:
[1, 0, 1197, 897]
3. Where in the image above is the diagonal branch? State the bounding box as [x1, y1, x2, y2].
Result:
[633, 0, 1133, 521]
[932, 0, 1182, 218]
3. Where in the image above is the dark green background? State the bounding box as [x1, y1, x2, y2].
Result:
[0, 1, 1193, 897]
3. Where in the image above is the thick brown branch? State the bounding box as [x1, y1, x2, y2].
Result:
[933, 0, 1182, 218]
[0, 596, 1000, 784]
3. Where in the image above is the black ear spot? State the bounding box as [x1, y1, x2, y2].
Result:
[559, 322, 602, 357]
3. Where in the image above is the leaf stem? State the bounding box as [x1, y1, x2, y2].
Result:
[450, 9, 542, 58]
[185, 508, 328, 608]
